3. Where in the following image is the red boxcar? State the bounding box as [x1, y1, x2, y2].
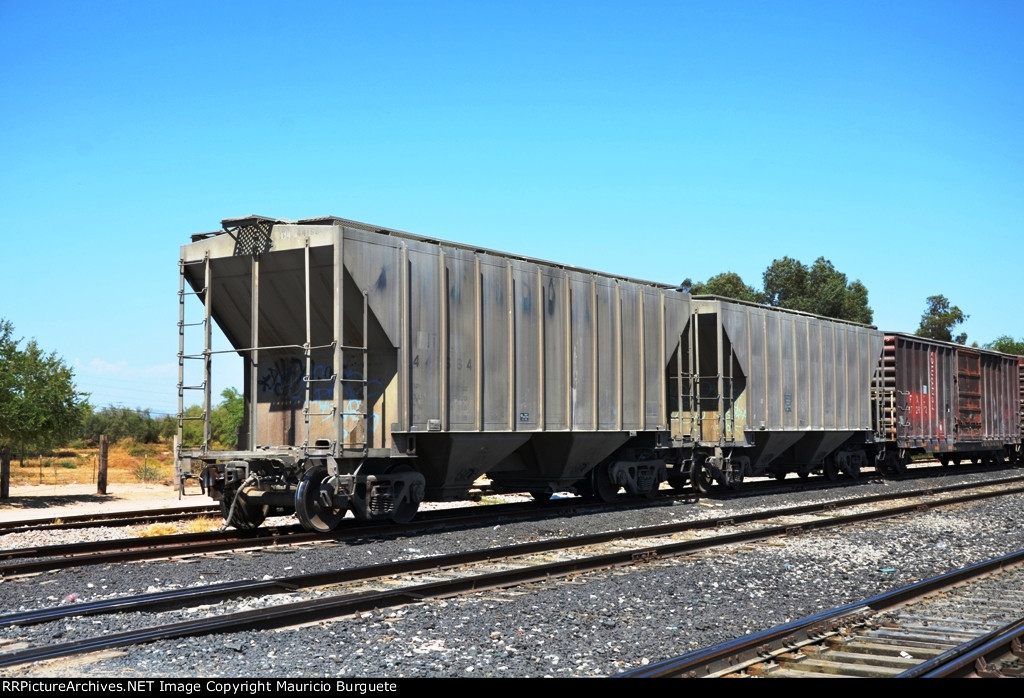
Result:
[875, 333, 1021, 468]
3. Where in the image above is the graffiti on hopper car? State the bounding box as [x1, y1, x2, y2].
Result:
[259, 357, 383, 406]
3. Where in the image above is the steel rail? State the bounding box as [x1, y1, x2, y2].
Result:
[4, 472, 1020, 561]
[0, 524, 304, 563]
[909, 615, 1024, 678]
[2, 476, 1022, 577]
[0, 499, 586, 576]
[0, 506, 221, 533]
[0, 503, 584, 576]
[617, 548, 1024, 677]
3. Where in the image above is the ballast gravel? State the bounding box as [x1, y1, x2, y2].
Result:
[2, 469, 1024, 678]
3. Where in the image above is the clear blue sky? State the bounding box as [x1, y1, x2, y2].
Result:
[2, 1, 1022, 416]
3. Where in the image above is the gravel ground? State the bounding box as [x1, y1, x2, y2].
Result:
[2, 468, 1024, 678]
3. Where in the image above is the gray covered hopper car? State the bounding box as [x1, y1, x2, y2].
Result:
[675, 297, 884, 488]
[178, 216, 901, 531]
[178, 216, 692, 529]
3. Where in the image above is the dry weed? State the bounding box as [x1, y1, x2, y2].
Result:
[183, 516, 222, 533]
[140, 523, 178, 537]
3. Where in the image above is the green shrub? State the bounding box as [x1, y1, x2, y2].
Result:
[134, 462, 161, 483]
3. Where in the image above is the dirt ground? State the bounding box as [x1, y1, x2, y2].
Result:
[0, 481, 212, 524]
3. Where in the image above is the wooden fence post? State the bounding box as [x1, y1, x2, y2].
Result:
[1, 446, 9, 499]
[97, 435, 108, 495]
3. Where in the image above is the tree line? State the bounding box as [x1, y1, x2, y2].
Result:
[681, 256, 1017, 350]
[1, 317, 244, 461]
[2, 388, 244, 463]
[681, 256, 873, 324]
[80, 389, 243, 449]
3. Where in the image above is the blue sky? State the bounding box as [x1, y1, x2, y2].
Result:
[2, 1, 1022, 416]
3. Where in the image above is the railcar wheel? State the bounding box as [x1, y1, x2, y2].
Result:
[886, 451, 908, 475]
[530, 490, 553, 501]
[295, 464, 347, 532]
[666, 470, 689, 490]
[220, 489, 268, 530]
[689, 455, 713, 495]
[939, 456, 949, 467]
[823, 457, 840, 482]
[591, 464, 620, 503]
[771, 472, 788, 481]
[725, 466, 744, 490]
[386, 464, 421, 524]
[574, 478, 594, 498]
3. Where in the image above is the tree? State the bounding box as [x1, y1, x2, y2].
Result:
[984, 335, 1024, 356]
[179, 404, 205, 448]
[762, 256, 873, 324]
[81, 406, 162, 445]
[175, 388, 244, 449]
[762, 256, 808, 310]
[0, 321, 17, 435]
[916, 295, 968, 344]
[211, 388, 244, 448]
[679, 272, 764, 303]
[0, 319, 87, 454]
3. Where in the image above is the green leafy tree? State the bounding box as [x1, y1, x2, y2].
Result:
[81, 406, 162, 445]
[984, 336, 1024, 355]
[839, 280, 872, 325]
[211, 388, 244, 448]
[762, 256, 809, 310]
[762, 257, 873, 324]
[683, 257, 873, 323]
[158, 413, 178, 441]
[0, 319, 87, 455]
[915, 295, 968, 344]
[179, 404, 205, 448]
[0, 321, 17, 436]
[680, 272, 764, 303]
[176, 389, 244, 449]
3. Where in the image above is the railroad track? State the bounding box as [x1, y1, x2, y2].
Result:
[0, 505, 221, 533]
[0, 494, 645, 576]
[3, 476, 1024, 671]
[0, 456, 1002, 539]
[4, 473, 1023, 577]
[620, 550, 1024, 678]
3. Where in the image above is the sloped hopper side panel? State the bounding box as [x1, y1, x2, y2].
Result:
[182, 224, 396, 453]
[248, 240, 379, 450]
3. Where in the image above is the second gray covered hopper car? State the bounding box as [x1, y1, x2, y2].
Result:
[676, 297, 884, 488]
